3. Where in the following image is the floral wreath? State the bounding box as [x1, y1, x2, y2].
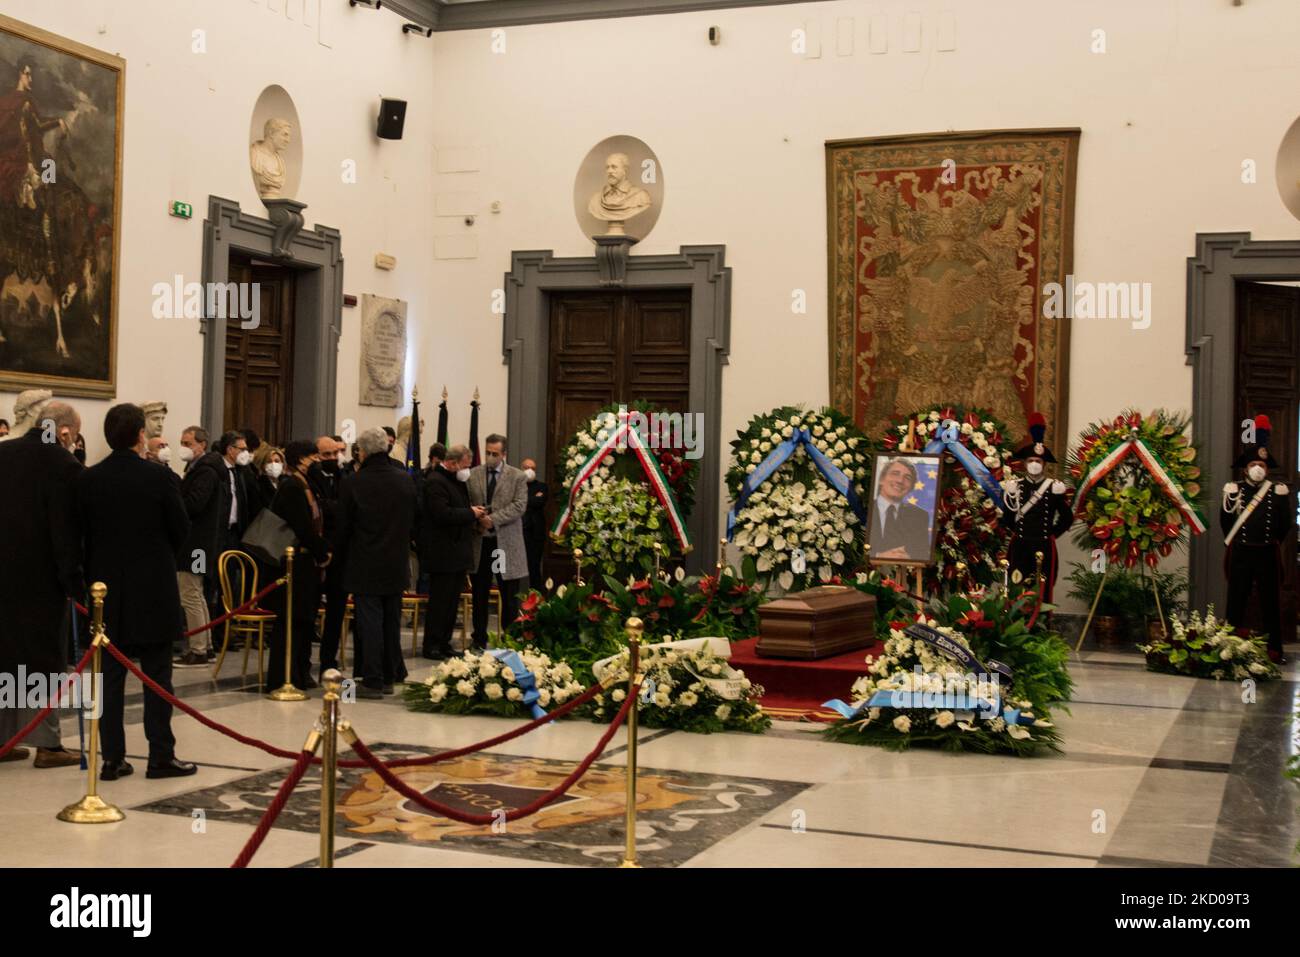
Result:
[1067, 409, 1204, 569]
[725, 405, 874, 592]
[882, 404, 1015, 592]
[552, 401, 699, 576]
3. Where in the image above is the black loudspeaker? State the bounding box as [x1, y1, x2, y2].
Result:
[377, 98, 407, 140]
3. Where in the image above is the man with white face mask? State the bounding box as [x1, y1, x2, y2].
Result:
[1002, 412, 1073, 601]
[520, 456, 548, 590]
[1221, 414, 1293, 664]
[175, 427, 228, 665]
[418, 444, 486, 658]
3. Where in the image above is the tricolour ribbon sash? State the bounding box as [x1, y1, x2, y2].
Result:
[922, 423, 1005, 510]
[488, 649, 547, 719]
[726, 427, 868, 538]
[550, 410, 692, 551]
[1224, 480, 1272, 546]
[1074, 437, 1206, 534]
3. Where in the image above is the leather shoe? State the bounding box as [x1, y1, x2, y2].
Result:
[146, 757, 198, 779]
[35, 747, 81, 768]
[357, 685, 384, 700]
[174, 651, 208, 667]
[1, 746, 31, 763]
[382, 683, 394, 695]
[101, 759, 134, 780]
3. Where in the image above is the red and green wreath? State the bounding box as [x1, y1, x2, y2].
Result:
[1067, 409, 1205, 569]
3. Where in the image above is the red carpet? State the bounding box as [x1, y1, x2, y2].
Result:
[730, 637, 881, 722]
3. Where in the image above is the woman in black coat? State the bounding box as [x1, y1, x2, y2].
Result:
[260, 440, 331, 691]
[251, 444, 286, 518]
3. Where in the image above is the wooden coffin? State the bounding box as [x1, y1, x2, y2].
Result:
[755, 585, 877, 660]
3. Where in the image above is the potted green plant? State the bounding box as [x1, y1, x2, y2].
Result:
[1066, 564, 1129, 648]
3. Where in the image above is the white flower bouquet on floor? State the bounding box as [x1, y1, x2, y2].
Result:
[402, 647, 587, 718]
[1139, 608, 1280, 681]
[824, 621, 1063, 756]
[592, 637, 769, 734]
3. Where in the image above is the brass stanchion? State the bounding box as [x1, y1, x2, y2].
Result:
[1034, 551, 1045, 594]
[318, 668, 343, 867]
[716, 538, 727, 577]
[1000, 557, 1010, 591]
[270, 546, 306, 701]
[58, 583, 123, 824]
[573, 548, 585, 587]
[1075, 564, 1111, 653]
[620, 616, 643, 869]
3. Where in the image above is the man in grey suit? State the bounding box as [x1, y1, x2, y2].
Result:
[468, 433, 529, 649]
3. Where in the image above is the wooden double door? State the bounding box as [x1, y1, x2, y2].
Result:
[543, 288, 691, 582]
[1234, 281, 1300, 644]
[224, 256, 295, 446]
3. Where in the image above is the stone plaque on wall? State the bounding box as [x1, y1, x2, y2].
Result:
[359, 294, 406, 408]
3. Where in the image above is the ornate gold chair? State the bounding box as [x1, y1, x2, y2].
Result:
[212, 549, 276, 685]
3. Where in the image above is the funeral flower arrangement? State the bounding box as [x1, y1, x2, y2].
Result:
[882, 405, 1016, 592]
[725, 405, 875, 592]
[402, 647, 587, 718]
[825, 589, 1071, 756]
[1138, 608, 1280, 681]
[1067, 409, 1205, 569]
[552, 400, 698, 579]
[592, 640, 770, 734]
[507, 566, 767, 686]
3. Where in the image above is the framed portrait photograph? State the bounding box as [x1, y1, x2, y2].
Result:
[0, 14, 124, 398]
[867, 452, 942, 567]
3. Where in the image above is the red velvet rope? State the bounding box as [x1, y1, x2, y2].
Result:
[345, 686, 638, 825]
[75, 578, 284, 637]
[230, 749, 314, 869]
[0, 644, 97, 759]
[101, 639, 608, 769]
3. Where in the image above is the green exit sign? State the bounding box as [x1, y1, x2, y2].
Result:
[170, 201, 193, 219]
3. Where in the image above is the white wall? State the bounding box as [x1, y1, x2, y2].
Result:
[0, 0, 436, 460]
[424, 0, 1300, 606]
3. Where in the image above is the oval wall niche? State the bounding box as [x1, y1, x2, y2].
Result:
[1275, 112, 1300, 223]
[248, 85, 303, 203]
[573, 135, 664, 243]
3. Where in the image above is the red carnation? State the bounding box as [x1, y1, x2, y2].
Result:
[658, 595, 675, 608]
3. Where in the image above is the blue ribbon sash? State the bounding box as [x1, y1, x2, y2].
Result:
[727, 428, 868, 538]
[923, 422, 1005, 510]
[489, 649, 547, 719]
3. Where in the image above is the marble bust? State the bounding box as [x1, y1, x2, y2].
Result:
[587, 152, 652, 235]
[7, 388, 53, 439]
[250, 118, 292, 200]
[142, 401, 167, 439]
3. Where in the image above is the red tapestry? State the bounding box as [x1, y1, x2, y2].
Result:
[827, 129, 1079, 443]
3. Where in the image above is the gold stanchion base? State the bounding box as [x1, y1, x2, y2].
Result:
[268, 683, 308, 702]
[57, 794, 125, 824]
[618, 859, 641, 868]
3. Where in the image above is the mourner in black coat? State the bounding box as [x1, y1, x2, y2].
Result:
[1221, 415, 1295, 663]
[336, 438, 417, 694]
[419, 448, 485, 658]
[0, 406, 85, 762]
[308, 436, 349, 672]
[261, 441, 332, 691]
[79, 404, 196, 780]
[176, 448, 230, 662]
[520, 457, 549, 590]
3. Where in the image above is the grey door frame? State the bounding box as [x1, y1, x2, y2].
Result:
[200, 195, 344, 441]
[1185, 231, 1300, 613]
[502, 245, 732, 573]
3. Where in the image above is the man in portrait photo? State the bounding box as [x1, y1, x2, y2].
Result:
[870, 455, 934, 562]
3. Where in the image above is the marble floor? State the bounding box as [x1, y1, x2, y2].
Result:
[1, 634, 1296, 868]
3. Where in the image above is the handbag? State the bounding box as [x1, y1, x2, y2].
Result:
[240, 507, 297, 566]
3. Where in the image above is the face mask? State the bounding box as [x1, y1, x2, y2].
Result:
[236, 450, 253, 467]
[484, 453, 503, 468]
[1026, 461, 1043, 477]
[158, 446, 172, 464]
[524, 468, 536, 482]
[1247, 465, 1266, 483]
[73, 448, 86, 465]
[456, 468, 471, 482]
[178, 445, 194, 463]
[265, 462, 284, 479]
[318, 459, 338, 475]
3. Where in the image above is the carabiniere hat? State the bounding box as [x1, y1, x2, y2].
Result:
[1011, 411, 1056, 464]
[1233, 414, 1272, 470]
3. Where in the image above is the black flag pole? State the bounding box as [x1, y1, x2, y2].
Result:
[405, 386, 421, 476]
[436, 385, 448, 447]
[469, 387, 481, 467]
